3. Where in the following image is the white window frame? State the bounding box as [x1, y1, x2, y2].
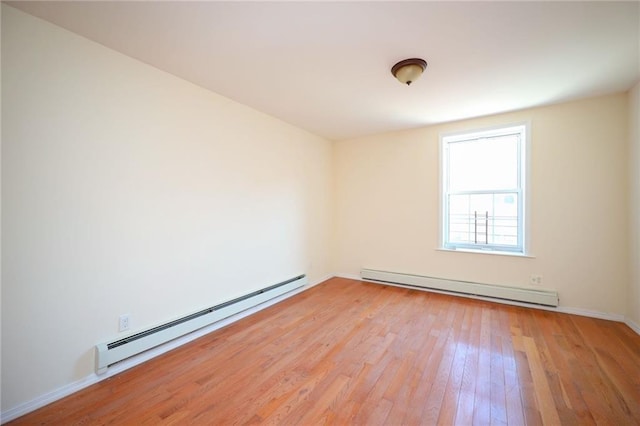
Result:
[440, 122, 529, 255]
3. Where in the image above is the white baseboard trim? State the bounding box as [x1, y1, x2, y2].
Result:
[554, 307, 625, 322]
[625, 318, 640, 336]
[311, 273, 335, 287]
[333, 272, 361, 281]
[0, 372, 102, 425]
[0, 275, 329, 424]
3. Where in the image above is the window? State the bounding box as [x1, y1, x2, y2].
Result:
[441, 123, 528, 254]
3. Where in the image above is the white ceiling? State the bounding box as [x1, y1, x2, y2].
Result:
[7, 1, 640, 141]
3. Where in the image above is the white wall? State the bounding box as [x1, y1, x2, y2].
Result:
[334, 94, 630, 317]
[629, 82, 640, 328]
[1, 5, 332, 412]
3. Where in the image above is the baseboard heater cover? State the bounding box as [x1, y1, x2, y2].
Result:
[361, 269, 558, 307]
[95, 274, 307, 374]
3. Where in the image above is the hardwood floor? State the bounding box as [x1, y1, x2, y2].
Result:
[9, 277, 640, 425]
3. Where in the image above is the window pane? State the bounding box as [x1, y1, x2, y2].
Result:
[449, 194, 472, 243]
[448, 134, 519, 192]
[448, 192, 518, 247]
[491, 193, 518, 246]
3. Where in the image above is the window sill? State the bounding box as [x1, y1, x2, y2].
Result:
[436, 248, 535, 258]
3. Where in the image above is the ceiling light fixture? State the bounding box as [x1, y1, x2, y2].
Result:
[391, 58, 428, 86]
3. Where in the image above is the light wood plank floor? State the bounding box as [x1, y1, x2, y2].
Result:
[8, 277, 640, 425]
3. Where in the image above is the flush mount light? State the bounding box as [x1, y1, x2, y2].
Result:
[391, 58, 428, 86]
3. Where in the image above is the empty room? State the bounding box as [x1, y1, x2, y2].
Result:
[2, 1, 639, 424]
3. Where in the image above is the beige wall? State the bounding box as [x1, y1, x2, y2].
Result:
[1, 6, 332, 412]
[629, 82, 640, 328]
[334, 94, 630, 317]
[2, 2, 638, 418]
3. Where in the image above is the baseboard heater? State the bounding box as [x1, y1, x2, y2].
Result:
[361, 269, 558, 307]
[95, 274, 307, 374]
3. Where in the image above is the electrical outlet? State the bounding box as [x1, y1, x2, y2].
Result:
[530, 274, 543, 286]
[119, 314, 130, 332]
